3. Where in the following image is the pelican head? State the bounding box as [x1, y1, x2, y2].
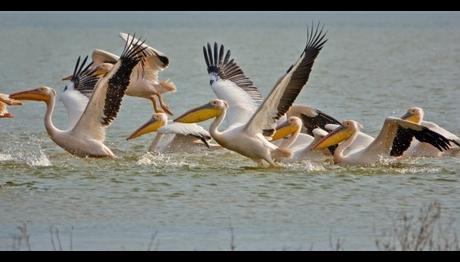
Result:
[312, 120, 360, 149]
[401, 106, 423, 124]
[9, 86, 56, 104]
[173, 99, 228, 123]
[127, 113, 168, 140]
[271, 116, 303, 141]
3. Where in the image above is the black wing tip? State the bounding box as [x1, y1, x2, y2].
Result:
[305, 22, 328, 51]
[204, 41, 231, 74]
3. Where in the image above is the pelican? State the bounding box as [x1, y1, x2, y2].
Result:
[174, 24, 327, 167]
[286, 104, 375, 152]
[312, 118, 454, 165]
[9, 35, 152, 158]
[400, 106, 460, 157]
[272, 116, 334, 162]
[126, 97, 215, 154]
[64, 32, 176, 116]
[0, 93, 22, 118]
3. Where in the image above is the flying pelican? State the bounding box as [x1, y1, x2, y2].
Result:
[64, 32, 176, 116]
[0, 93, 22, 118]
[9, 35, 151, 158]
[126, 96, 215, 154]
[312, 118, 454, 165]
[174, 24, 327, 167]
[400, 106, 460, 157]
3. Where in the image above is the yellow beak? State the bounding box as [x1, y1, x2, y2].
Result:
[127, 115, 165, 140]
[312, 125, 353, 150]
[9, 88, 47, 102]
[271, 121, 300, 141]
[400, 112, 420, 124]
[174, 103, 221, 123]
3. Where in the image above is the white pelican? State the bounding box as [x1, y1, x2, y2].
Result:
[286, 104, 375, 151]
[0, 93, 22, 118]
[272, 116, 333, 162]
[9, 35, 152, 158]
[126, 97, 215, 154]
[312, 118, 454, 165]
[174, 24, 327, 167]
[64, 32, 176, 116]
[400, 106, 460, 157]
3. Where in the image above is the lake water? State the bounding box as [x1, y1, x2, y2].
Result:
[0, 11, 460, 250]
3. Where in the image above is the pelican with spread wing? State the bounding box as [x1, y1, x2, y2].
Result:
[0, 93, 22, 118]
[9, 35, 151, 158]
[174, 24, 327, 167]
[399, 107, 460, 157]
[64, 32, 176, 116]
[312, 118, 455, 165]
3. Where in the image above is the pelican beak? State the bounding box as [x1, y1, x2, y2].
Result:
[312, 125, 352, 150]
[62, 74, 73, 81]
[9, 88, 47, 102]
[173, 103, 221, 123]
[127, 115, 164, 140]
[271, 120, 300, 141]
[400, 111, 419, 123]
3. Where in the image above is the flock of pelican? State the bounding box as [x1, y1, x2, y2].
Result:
[1, 23, 459, 167]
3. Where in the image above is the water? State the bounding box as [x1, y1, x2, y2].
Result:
[1, 11, 460, 250]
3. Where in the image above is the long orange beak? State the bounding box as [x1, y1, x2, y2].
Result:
[127, 115, 165, 140]
[312, 125, 352, 150]
[271, 120, 300, 141]
[9, 88, 47, 102]
[174, 103, 221, 123]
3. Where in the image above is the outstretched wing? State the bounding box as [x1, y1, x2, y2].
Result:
[72, 34, 152, 141]
[203, 42, 263, 127]
[244, 23, 327, 136]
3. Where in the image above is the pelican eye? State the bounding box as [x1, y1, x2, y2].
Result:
[64, 86, 68, 91]
[210, 80, 214, 85]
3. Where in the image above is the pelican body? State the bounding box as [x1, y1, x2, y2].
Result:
[313, 118, 454, 165]
[401, 107, 460, 157]
[174, 23, 328, 167]
[10, 35, 151, 158]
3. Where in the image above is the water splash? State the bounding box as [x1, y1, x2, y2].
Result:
[0, 153, 13, 161]
[2, 134, 52, 167]
[136, 152, 193, 168]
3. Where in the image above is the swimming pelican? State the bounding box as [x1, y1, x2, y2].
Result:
[400, 106, 460, 157]
[282, 104, 374, 152]
[0, 93, 22, 118]
[312, 118, 454, 165]
[273, 116, 333, 162]
[174, 24, 327, 167]
[126, 97, 214, 154]
[64, 32, 176, 116]
[9, 35, 151, 158]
